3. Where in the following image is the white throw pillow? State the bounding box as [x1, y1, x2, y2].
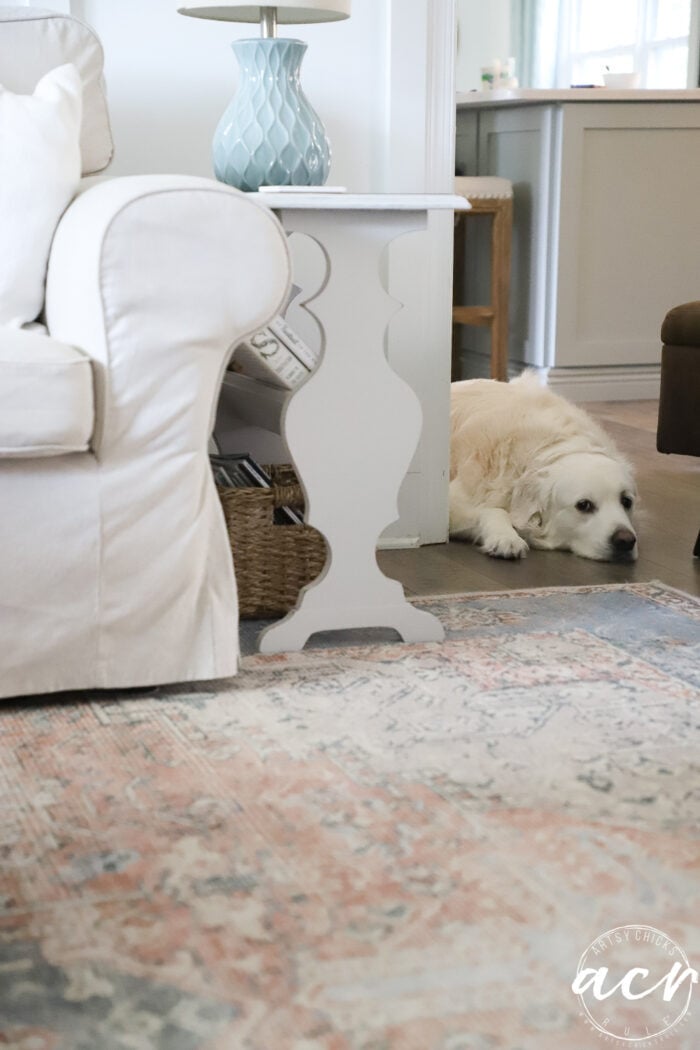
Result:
[0, 63, 82, 328]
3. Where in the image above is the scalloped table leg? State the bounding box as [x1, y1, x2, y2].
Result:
[254, 199, 453, 653]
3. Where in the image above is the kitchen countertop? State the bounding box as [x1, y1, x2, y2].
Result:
[457, 88, 700, 108]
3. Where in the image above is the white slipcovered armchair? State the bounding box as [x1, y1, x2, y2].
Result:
[0, 9, 290, 699]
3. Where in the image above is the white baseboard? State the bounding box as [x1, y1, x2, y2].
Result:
[455, 353, 662, 402]
[537, 365, 661, 402]
[377, 535, 421, 550]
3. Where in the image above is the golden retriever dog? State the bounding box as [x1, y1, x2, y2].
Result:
[449, 373, 638, 561]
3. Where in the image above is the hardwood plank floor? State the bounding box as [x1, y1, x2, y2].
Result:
[378, 400, 700, 598]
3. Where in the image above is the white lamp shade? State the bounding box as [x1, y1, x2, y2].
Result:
[177, 1, 350, 23]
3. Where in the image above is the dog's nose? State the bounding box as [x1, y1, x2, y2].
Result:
[611, 527, 636, 553]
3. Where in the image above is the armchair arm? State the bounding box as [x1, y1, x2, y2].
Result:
[42, 176, 290, 680]
[660, 301, 700, 348]
[45, 174, 290, 459]
[658, 301, 700, 458]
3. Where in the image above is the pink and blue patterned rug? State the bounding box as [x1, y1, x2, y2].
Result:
[1, 582, 699, 1049]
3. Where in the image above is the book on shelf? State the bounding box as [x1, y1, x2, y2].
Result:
[210, 452, 303, 525]
[230, 328, 307, 390]
[258, 185, 347, 194]
[229, 313, 319, 390]
[267, 315, 319, 371]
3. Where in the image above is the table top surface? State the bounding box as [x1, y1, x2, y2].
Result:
[249, 191, 468, 211]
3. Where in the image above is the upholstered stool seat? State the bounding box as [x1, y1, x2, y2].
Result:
[452, 175, 513, 381]
[454, 176, 513, 201]
[656, 301, 700, 556]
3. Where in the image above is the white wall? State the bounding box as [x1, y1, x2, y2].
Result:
[8, 0, 456, 190]
[63, 0, 393, 190]
[455, 0, 511, 92]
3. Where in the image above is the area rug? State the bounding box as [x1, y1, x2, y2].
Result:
[1, 581, 699, 1050]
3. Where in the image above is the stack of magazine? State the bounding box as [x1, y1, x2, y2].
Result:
[229, 311, 320, 391]
[211, 453, 303, 525]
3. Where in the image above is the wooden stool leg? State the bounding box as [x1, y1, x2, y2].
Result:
[490, 197, 512, 381]
[451, 212, 467, 381]
[452, 195, 512, 382]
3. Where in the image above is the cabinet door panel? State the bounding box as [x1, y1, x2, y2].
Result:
[556, 103, 700, 367]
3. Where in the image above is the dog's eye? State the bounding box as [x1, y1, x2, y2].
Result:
[621, 494, 634, 510]
[575, 499, 596, 514]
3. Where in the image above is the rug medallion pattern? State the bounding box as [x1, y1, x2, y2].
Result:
[1, 582, 698, 1049]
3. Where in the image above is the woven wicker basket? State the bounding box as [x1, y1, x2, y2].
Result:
[218, 464, 327, 619]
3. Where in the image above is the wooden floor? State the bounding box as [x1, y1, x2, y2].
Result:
[378, 400, 700, 599]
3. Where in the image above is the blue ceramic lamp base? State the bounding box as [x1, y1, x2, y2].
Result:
[213, 37, 330, 192]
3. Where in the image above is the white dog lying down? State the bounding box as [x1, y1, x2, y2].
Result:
[449, 373, 638, 562]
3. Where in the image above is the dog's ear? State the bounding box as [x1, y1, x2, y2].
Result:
[511, 470, 551, 536]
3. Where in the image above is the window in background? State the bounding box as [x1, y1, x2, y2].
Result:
[568, 0, 692, 86]
[518, 0, 699, 88]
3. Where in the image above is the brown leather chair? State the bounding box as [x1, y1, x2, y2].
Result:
[656, 301, 700, 556]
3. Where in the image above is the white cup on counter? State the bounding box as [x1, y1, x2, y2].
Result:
[603, 72, 641, 88]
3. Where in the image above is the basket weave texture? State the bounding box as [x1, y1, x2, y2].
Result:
[218, 464, 327, 619]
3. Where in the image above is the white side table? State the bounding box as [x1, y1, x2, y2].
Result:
[249, 192, 466, 653]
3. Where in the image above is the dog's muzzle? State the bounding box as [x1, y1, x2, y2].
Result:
[610, 527, 637, 559]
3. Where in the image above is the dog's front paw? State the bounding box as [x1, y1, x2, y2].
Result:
[481, 531, 529, 560]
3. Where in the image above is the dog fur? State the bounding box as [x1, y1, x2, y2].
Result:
[449, 373, 638, 561]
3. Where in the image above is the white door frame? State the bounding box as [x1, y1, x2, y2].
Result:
[382, 0, 457, 545]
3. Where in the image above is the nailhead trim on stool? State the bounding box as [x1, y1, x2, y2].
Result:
[452, 176, 513, 382]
